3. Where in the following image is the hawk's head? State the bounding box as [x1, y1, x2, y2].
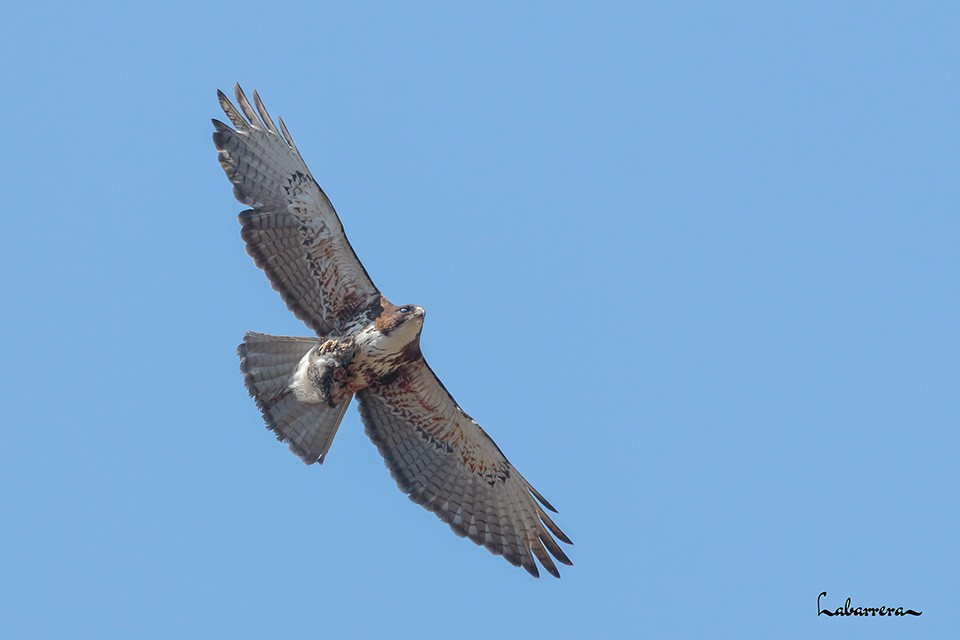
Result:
[375, 297, 425, 338]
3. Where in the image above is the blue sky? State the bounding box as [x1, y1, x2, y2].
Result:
[1, 2, 957, 638]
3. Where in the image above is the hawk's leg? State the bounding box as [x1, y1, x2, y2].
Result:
[309, 338, 359, 407]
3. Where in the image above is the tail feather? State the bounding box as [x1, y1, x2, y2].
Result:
[238, 332, 350, 464]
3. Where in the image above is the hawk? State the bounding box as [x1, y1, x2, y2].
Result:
[212, 85, 572, 578]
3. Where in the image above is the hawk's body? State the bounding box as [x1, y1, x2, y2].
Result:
[213, 85, 571, 578]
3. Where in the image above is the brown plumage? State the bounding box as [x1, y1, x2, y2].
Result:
[215, 85, 572, 578]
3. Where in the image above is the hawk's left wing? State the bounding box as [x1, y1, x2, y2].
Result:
[213, 85, 381, 336]
[356, 360, 572, 578]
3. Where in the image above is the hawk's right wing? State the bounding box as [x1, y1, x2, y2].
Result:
[357, 359, 573, 578]
[213, 85, 381, 336]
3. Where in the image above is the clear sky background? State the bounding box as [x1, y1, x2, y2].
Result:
[1, 2, 956, 638]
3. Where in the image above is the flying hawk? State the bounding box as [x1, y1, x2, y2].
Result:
[212, 85, 572, 578]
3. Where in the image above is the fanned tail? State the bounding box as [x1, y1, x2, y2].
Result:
[238, 332, 350, 464]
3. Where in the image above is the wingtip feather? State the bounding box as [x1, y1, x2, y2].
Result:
[534, 506, 571, 545]
[277, 116, 299, 152]
[253, 89, 280, 134]
[217, 89, 247, 128]
[530, 538, 561, 578]
[540, 532, 573, 566]
[234, 84, 263, 130]
[529, 485, 559, 513]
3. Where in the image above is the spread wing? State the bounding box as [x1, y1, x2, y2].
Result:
[212, 85, 380, 336]
[356, 360, 573, 578]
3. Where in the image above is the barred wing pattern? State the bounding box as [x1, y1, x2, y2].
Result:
[213, 85, 380, 336]
[357, 361, 573, 578]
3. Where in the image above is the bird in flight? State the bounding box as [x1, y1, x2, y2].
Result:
[212, 85, 572, 578]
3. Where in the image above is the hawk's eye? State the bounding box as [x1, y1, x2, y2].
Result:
[399, 306, 411, 314]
